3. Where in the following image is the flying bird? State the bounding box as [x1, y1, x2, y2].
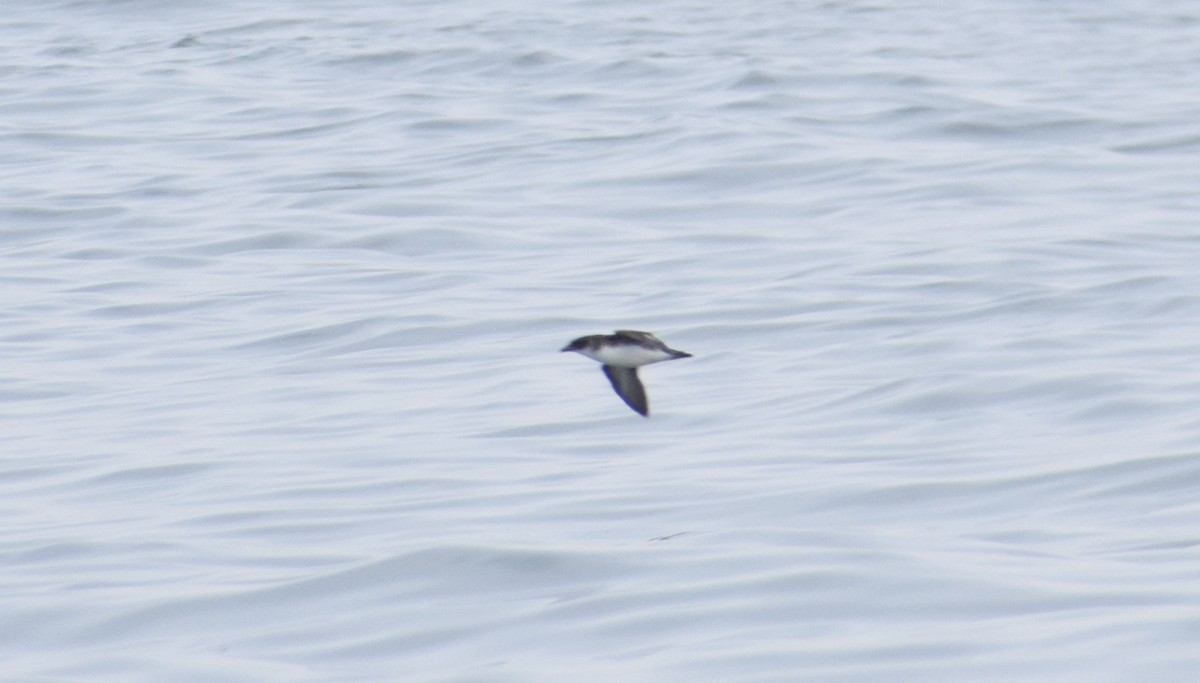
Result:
[561, 330, 692, 416]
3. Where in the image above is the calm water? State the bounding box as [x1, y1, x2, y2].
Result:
[4, 2, 1200, 681]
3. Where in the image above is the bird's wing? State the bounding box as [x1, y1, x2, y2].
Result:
[613, 330, 662, 348]
[602, 365, 649, 416]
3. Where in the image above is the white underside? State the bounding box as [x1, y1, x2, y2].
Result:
[580, 345, 673, 368]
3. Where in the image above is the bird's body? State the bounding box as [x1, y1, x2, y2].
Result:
[561, 330, 691, 416]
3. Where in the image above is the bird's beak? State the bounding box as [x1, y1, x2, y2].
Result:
[560, 346, 571, 352]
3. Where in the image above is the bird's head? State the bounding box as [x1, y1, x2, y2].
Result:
[560, 337, 590, 353]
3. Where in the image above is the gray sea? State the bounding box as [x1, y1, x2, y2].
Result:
[4, 2, 1200, 681]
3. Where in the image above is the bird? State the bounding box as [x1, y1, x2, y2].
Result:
[561, 330, 692, 416]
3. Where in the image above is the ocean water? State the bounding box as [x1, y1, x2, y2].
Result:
[4, 1, 1200, 681]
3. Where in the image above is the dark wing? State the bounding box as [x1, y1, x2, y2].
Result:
[602, 365, 649, 416]
[613, 330, 664, 349]
[614, 329, 690, 359]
